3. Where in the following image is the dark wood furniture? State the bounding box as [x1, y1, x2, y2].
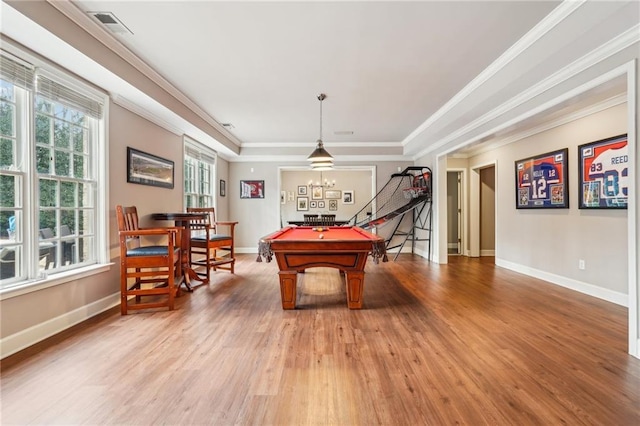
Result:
[186, 207, 238, 284]
[151, 211, 208, 291]
[258, 226, 387, 309]
[116, 205, 182, 315]
[288, 219, 349, 226]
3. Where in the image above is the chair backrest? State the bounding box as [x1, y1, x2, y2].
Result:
[61, 224, 72, 236]
[186, 207, 216, 232]
[320, 214, 336, 226]
[115, 205, 143, 250]
[116, 205, 141, 232]
[40, 228, 54, 239]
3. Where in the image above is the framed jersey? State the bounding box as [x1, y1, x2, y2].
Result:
[578, 134, 628, 209]
[515, 148, 569, 209]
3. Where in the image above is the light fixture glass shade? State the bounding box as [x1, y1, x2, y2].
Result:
[307, 140, 333, 162]
[311, 161, 333, 170]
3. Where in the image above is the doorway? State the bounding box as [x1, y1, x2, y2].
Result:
[479, 166, 496, 257]
[447, 171, 463, 255]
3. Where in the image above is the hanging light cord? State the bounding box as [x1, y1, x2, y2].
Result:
[318, 93, 325, 144]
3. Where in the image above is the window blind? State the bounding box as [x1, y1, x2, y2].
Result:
[36, 74, 103, 119]
[185, 143, 216, 165]
[0, 53, 35, 91]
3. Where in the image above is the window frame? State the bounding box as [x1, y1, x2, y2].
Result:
[184, 137, 217, 209]
[0, 45, 110, 298]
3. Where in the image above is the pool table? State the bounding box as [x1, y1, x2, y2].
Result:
[258, 226, 387, 309]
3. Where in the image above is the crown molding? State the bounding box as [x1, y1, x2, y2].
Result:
[456, 93, 627, 159]
[241, 141, 401, 148]
[111, 94, 183, 136]
[402, 0, 585, 147]
[412, 23, 640, 160]
[229, 155, 411, 163]
[46, 0, 242, 148]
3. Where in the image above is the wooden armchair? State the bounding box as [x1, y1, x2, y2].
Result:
[186, 207, 237, 284]
[116, 205, 183, 315]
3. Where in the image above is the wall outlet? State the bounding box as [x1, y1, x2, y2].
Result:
[578, 259, 586, 270]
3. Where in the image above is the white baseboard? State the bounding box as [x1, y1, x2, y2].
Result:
[496, 258, 627, 307]
[480, 249, 495, 256]
[1, 293, 120, 359]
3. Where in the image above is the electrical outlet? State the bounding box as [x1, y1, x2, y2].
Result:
[578, 259, 585, 270]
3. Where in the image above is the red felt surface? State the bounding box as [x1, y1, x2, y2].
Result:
[276, 226, 375, 241]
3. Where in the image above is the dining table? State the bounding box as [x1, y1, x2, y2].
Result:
[151, 211, 208, 291]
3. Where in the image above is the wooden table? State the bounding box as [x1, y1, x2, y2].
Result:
[258, 226, 387, 309]
[152, 212, 207, 291]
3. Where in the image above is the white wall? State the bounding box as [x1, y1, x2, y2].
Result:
[470, 104, 628, 299]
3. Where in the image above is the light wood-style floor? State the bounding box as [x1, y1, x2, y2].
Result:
[1, 254, 639, 425]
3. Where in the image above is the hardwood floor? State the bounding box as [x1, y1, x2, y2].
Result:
[1, 254, 639, 425]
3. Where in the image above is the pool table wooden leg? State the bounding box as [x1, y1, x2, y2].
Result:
[345, 271, 364, 309]
[278, 271, 297, 309]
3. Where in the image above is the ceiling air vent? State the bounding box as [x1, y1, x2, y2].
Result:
[87, 11, 133, 35]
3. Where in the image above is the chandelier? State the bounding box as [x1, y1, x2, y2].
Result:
[307, 93, 333, 170]
[308, 171, 335, 189]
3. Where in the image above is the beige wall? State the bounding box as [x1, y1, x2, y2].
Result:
[280, 169, 373, 224]
[229, 161, 413, 251]
[479, 166, 496, 253]
[0, 101, 188, 350]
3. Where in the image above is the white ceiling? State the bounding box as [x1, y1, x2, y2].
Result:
[71, 0, 560, 145]
[2, 0, 636, 161]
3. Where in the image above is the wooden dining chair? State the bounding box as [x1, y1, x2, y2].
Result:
[303, 214, 319, 226]
[115, 205, 183, 315]
[186, 207, 237, 284]
[320, 214, 336, 226]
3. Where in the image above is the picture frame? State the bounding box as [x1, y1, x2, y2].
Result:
[342, 190, 354, 204]
[297, 185, 308, 196]
[240, 180, 264, 199]
[297, 197, 309, 211]
[318, 201, 325, 209]
[126, 147, 174, 189]
[310, 201, 318, 208]
[280, 191, 286, 204]
[324, 190, 341, 199]
[514, 148, 568, 209]
[578, 134, 628, 209]
[329, 199, 338, 211]
[220, 179, 226, 197]
[311, 186, 323, 200]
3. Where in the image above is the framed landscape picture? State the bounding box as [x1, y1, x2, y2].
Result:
[578, 134, 628, 209]
[514, 148, 568, 209]
[127, 147, 174, 189]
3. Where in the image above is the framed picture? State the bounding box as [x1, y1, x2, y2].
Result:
[297, 197, 308, 211]
[297, 185, 308, 196]
[318, 201, 325, 209]
[329, 199, 338, 211]
[311, 186, 323, 200]
[342, 190, 354, 204]
[578, 134, 628, 209]
[126, 147, 174, 189]
[220, 179, 226, 197]
[310, 201, 318, 208]
[324, 190, 341, 199]
[240, 180, 264, 199]
[280, 191, 286, 204]
[515, 148, 568, 209]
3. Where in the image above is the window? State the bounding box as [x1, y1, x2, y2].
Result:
[0, 50, 106, 290]
[184, 138, 216, 208]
